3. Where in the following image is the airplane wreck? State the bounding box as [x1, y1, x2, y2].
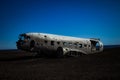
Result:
[16, 32, 103, 57]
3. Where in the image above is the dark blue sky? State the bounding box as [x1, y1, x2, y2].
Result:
[0, 0, 120, 49]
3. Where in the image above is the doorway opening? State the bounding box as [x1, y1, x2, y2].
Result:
[90, 40, 100, 52]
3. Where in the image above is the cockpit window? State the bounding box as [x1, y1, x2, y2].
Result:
[26, 36, 30, 40]
[19, 34, 30, 41]
[19, 35, 24, 40]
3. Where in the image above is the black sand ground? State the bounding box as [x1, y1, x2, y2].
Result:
[0, 48, 120, 80]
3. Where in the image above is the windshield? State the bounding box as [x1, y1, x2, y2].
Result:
[19, 34, 25, 40]
[19, 34, 30, 41]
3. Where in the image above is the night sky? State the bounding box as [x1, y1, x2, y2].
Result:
[0, 0, 120, 49]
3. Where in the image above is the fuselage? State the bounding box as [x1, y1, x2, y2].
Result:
[16, 32, 103, 57]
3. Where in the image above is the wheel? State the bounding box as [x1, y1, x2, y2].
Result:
[56, 47, 64, 58]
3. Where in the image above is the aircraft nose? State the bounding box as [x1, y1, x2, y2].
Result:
[16, 40, 23, 49]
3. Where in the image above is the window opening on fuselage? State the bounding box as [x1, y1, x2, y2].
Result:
[63, 42, 67, 46]
[57, 42, 60, 45]
[44, 40, 48, 44]
[89, 45, 90, 47]
[84, 44, 87, 47]
[78, 44, 82, 48]
[69, 43, 72, 46]
[74, 43, 77, 46]
[51, 41, 54, 46]
[44, 35, 47, 37]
